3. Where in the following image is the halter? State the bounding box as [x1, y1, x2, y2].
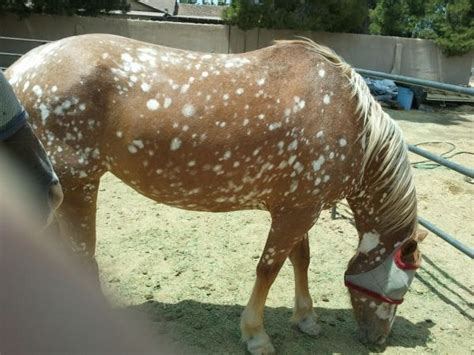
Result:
[0, 72, 28, 140]
[344, 247, 419, 305]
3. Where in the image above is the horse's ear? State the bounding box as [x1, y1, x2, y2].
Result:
[399, 229, 426, 264]
[401, 239, 418, 257]
[414, 229, 428, 243]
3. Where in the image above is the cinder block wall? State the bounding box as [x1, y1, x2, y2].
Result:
[1, 13, 472, 84]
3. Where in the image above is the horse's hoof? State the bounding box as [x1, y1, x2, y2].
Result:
[246, 333, 275, 355]
[297, 315, 322, 337]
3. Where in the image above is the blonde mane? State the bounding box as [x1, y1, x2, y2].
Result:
[275, 38, 417, 235]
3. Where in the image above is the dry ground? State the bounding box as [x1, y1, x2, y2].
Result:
[96, 107, 473, 354]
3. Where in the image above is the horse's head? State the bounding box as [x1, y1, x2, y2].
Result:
[1, 72, 63, 226]
[345, 228, 427, 345]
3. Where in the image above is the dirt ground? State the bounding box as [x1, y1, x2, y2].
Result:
[95, 106, 473, 354]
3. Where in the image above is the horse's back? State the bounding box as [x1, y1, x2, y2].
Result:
[6, 34, 365, 212]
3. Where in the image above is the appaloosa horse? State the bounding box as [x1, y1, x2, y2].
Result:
[6, 34, 426, 353]
[0, 71, 62, 225]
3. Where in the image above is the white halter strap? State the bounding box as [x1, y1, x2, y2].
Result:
[0, 72, 28, 140]
[344, 247, 419, 304]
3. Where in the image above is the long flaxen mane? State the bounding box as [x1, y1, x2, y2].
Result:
[275, 38, 417, 235]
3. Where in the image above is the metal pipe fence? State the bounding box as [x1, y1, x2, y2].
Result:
[0, 36, 50, 71]
[0, 35, 50, 43]
[356, 68, 474, 96]
[418, 217, 474, 258]
[408, 144, 474, 178]
[0, 52, 23, 58]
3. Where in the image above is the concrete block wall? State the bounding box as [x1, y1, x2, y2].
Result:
[0, 13, 229, 53]
[1, 13, 472, 84]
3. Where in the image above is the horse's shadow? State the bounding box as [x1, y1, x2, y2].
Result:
[124, 300, 433, 354]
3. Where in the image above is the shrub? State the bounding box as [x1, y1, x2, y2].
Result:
[223, 0, 369, 33]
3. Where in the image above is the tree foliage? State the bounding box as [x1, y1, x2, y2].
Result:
[369, 0, 473, 55]
[0, 0, 130, 16]
[433, 0, 474, 55]
[224, 0, 473, 56]
[223, 0, 368, 33]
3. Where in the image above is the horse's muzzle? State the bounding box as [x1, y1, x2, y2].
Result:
[358, 327, 387, 347]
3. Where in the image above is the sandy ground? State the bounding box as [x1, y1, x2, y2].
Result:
[95, 107, 473, 354]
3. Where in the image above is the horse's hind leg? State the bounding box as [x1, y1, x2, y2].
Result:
[55, 176, 101, 284]
[289, 236, 321, 336]
[240, 208, 318, 355]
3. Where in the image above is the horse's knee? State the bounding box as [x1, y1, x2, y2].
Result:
[290, 249, 310, 267]
[256, 257, 284, 282]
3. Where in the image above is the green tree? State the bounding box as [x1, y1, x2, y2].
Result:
[369, 0, 473, 55]
[224, 0, 472, 56]
[430, 0, 474, 55]
[223, 0, 369, 33]
[0, 0, 30, 16]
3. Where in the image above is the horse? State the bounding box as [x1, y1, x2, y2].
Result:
[0, 71, 63, 225]
[6, 33, 427, 353]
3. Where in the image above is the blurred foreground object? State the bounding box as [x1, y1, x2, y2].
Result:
[0, 159, 183, 354]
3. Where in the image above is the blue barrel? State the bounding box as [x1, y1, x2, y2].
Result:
[397, 86, 414, 110]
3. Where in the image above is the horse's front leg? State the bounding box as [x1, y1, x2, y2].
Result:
[241, 208, 317, 355]
[289, 235, 321, 336]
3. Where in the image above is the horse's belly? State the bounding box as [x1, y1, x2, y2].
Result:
[117, 174, 269, 212]
[108, 148, 350, 215]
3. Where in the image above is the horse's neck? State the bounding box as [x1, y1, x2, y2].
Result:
[346, 163, 417, 274]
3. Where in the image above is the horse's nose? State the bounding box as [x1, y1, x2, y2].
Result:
[49, 181, 64, 212]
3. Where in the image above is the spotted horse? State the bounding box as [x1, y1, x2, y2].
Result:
[6, 34, 427, 353]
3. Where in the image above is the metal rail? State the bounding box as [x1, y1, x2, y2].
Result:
[406, 143, 473, 257]
[0, 35, 50, 43]
[418, 216, 474, 259]
[0, 36, 49, 71]
[330, 207, 473, 259]
[356, 68, 474, 96]
[0, 51, 23, 57]
[408, 144, 474, 178]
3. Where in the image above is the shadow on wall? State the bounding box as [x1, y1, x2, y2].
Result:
[126, 300, 434, 354]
